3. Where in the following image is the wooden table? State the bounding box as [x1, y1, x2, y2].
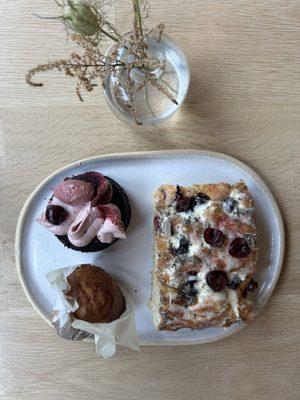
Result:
[0, 1, 299, 399]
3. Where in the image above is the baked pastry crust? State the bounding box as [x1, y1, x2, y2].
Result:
[150, 181, 258, 331]
[66, 264, 125, 323]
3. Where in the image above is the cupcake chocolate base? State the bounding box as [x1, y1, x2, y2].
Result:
[56, 176, 131, 252]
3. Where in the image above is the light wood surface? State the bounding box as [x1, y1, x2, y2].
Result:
[0, 1, 299, 399]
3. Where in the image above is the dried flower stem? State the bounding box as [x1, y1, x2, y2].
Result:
[131, 0, 143, 39]
[26, 1, 179, 124]
[144, 72, 178, 105]
[145, 82, 157, 121]
[144, 23, 165, 42]
[160, 76, 178, 94]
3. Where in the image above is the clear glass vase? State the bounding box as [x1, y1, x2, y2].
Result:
[103, 32, 190, 126]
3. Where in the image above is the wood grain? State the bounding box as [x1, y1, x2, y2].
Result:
[0, 1, 299, 399]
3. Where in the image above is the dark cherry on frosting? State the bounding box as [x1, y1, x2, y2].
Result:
[206, 270, 228, 292]
[204, 228, 225, 247]
[229, 237, 251, 258]
[46, 205, 67, 225]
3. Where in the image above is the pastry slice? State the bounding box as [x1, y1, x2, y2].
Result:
[150, 181, 259, 331]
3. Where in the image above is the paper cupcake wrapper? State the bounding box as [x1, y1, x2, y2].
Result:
[46, 266, 140, 359]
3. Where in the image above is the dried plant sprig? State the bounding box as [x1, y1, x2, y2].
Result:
[26, 35, 161, 100]
[144, 23, 165, 42]
[144, 71, 178, 105]
[26, 0, 178, 124]
[141, 0, 151, 19]
[131, 0, 144, 39]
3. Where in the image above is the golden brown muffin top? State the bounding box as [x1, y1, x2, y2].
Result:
[66, 264, 125, 323]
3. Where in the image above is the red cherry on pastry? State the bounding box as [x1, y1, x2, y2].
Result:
[206, 270, 228, 292]
[53, 179, 94, 205]
[45, 205, 67, 225]
[229, 238, 251, 258]
[204, 228, 225, 247]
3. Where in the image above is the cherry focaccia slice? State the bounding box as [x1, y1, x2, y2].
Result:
[150, 181, 258, 331]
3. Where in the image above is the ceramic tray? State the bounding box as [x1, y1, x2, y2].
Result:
[15, 150, 285, 345]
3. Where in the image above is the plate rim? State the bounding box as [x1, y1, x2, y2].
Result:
[15, 149, 285, 346]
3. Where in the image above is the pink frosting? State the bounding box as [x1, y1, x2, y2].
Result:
[97, 204, 126, 243]
[67, 203, 126, 247]
[67, 203, 102, 247]
[36, 198, 82, 235]
[97, 218, 126, 243]
[36, 173, 126, 247]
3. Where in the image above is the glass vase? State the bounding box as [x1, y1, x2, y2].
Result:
[103, 32, 190, 126]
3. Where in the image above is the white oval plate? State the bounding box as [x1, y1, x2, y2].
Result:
[15, 150, 284, 345]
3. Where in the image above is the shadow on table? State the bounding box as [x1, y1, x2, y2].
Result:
[127, 66, 228, 150]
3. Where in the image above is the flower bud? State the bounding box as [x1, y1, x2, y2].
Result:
[63, 0, 99, 36]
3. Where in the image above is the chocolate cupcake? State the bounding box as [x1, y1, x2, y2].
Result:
[36, 171, 131, 252]
[66, 264, 126, 323]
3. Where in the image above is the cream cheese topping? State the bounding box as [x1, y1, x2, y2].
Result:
[169, 234, 181, 250]
[226, 288, 239, 318]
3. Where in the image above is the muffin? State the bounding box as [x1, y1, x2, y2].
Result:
[36, 171, 131, 252]
[66, 264, 126, 323]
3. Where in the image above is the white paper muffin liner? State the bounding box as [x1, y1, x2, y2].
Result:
[46, 265, 140, 359]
